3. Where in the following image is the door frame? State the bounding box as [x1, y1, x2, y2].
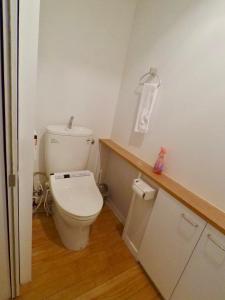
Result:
[2, 0, 20, 297]
[0, 2, 11, 298]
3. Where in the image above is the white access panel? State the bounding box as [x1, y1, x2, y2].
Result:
[138, 189, 206, 300]
[171, 224, 225, 300]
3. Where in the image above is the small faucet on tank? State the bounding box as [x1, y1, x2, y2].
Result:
[67, 116, 74, 129]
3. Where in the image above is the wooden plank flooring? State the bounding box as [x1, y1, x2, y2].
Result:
[18, 206, 161, 300]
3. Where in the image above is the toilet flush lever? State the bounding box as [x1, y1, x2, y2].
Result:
[87, 138, 95, 145]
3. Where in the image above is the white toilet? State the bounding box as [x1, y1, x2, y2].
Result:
[45, 125, 103, 251]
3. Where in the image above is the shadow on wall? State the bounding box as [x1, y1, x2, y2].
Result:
[102, 150, 139, 223]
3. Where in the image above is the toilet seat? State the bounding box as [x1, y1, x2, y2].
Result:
[50, 171, 103, 220]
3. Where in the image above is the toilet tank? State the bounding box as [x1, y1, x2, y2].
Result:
[45, 125, 93, 174]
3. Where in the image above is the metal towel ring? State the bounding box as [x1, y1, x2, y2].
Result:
[139, 67, 161, 88]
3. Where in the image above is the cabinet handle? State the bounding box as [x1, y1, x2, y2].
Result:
[181, 213, 199, 228]
[207, 234, 225, 252]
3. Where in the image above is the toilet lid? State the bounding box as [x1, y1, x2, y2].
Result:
[50, 171, 103, 218]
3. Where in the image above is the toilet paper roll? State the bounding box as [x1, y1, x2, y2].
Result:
[132, 183, 145, 199]
[132, 178, 156, 200]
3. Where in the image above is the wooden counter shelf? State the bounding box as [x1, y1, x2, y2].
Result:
[99, 138, 225, 235]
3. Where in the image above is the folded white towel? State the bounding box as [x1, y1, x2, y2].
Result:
[134, 82, 159, 133]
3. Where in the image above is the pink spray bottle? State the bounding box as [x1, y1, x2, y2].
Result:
[153, 147, 166, 175]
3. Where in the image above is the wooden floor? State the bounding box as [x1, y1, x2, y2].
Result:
[19, 206, 161, 300]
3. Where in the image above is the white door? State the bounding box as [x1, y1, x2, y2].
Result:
[138, 189, 206, 300]
[0, 45, 11, 300]
[171, 224, 225, 300]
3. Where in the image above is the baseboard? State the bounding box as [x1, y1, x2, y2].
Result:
[106, 199, 126, 225]
[123, 234, 138, 259]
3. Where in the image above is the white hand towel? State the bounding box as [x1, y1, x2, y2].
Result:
[134, 82, 158, 133]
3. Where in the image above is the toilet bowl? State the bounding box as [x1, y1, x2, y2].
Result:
[45, 124, 102, 251]
[50, 170, 103, 251]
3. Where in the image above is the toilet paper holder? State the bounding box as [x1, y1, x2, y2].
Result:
[132, 178, 156, 200]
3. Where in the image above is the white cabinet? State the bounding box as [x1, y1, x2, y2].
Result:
[138, 189, 206, 300]
[171, 224, 225, 300]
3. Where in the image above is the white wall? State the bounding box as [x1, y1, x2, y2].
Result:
[111, 0, 225, 212]
[19, 0, 40, 283]
[36, 0, 137, 175]
[105, 152, 139, 223]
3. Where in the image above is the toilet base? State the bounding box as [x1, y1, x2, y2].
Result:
[53, 207, 91, 251]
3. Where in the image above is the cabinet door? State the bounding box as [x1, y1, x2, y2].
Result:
[138, 189, 206, 300]
[172, 224, 225, 300]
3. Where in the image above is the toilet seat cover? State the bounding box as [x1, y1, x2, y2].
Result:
[50, 171, 103, 218]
